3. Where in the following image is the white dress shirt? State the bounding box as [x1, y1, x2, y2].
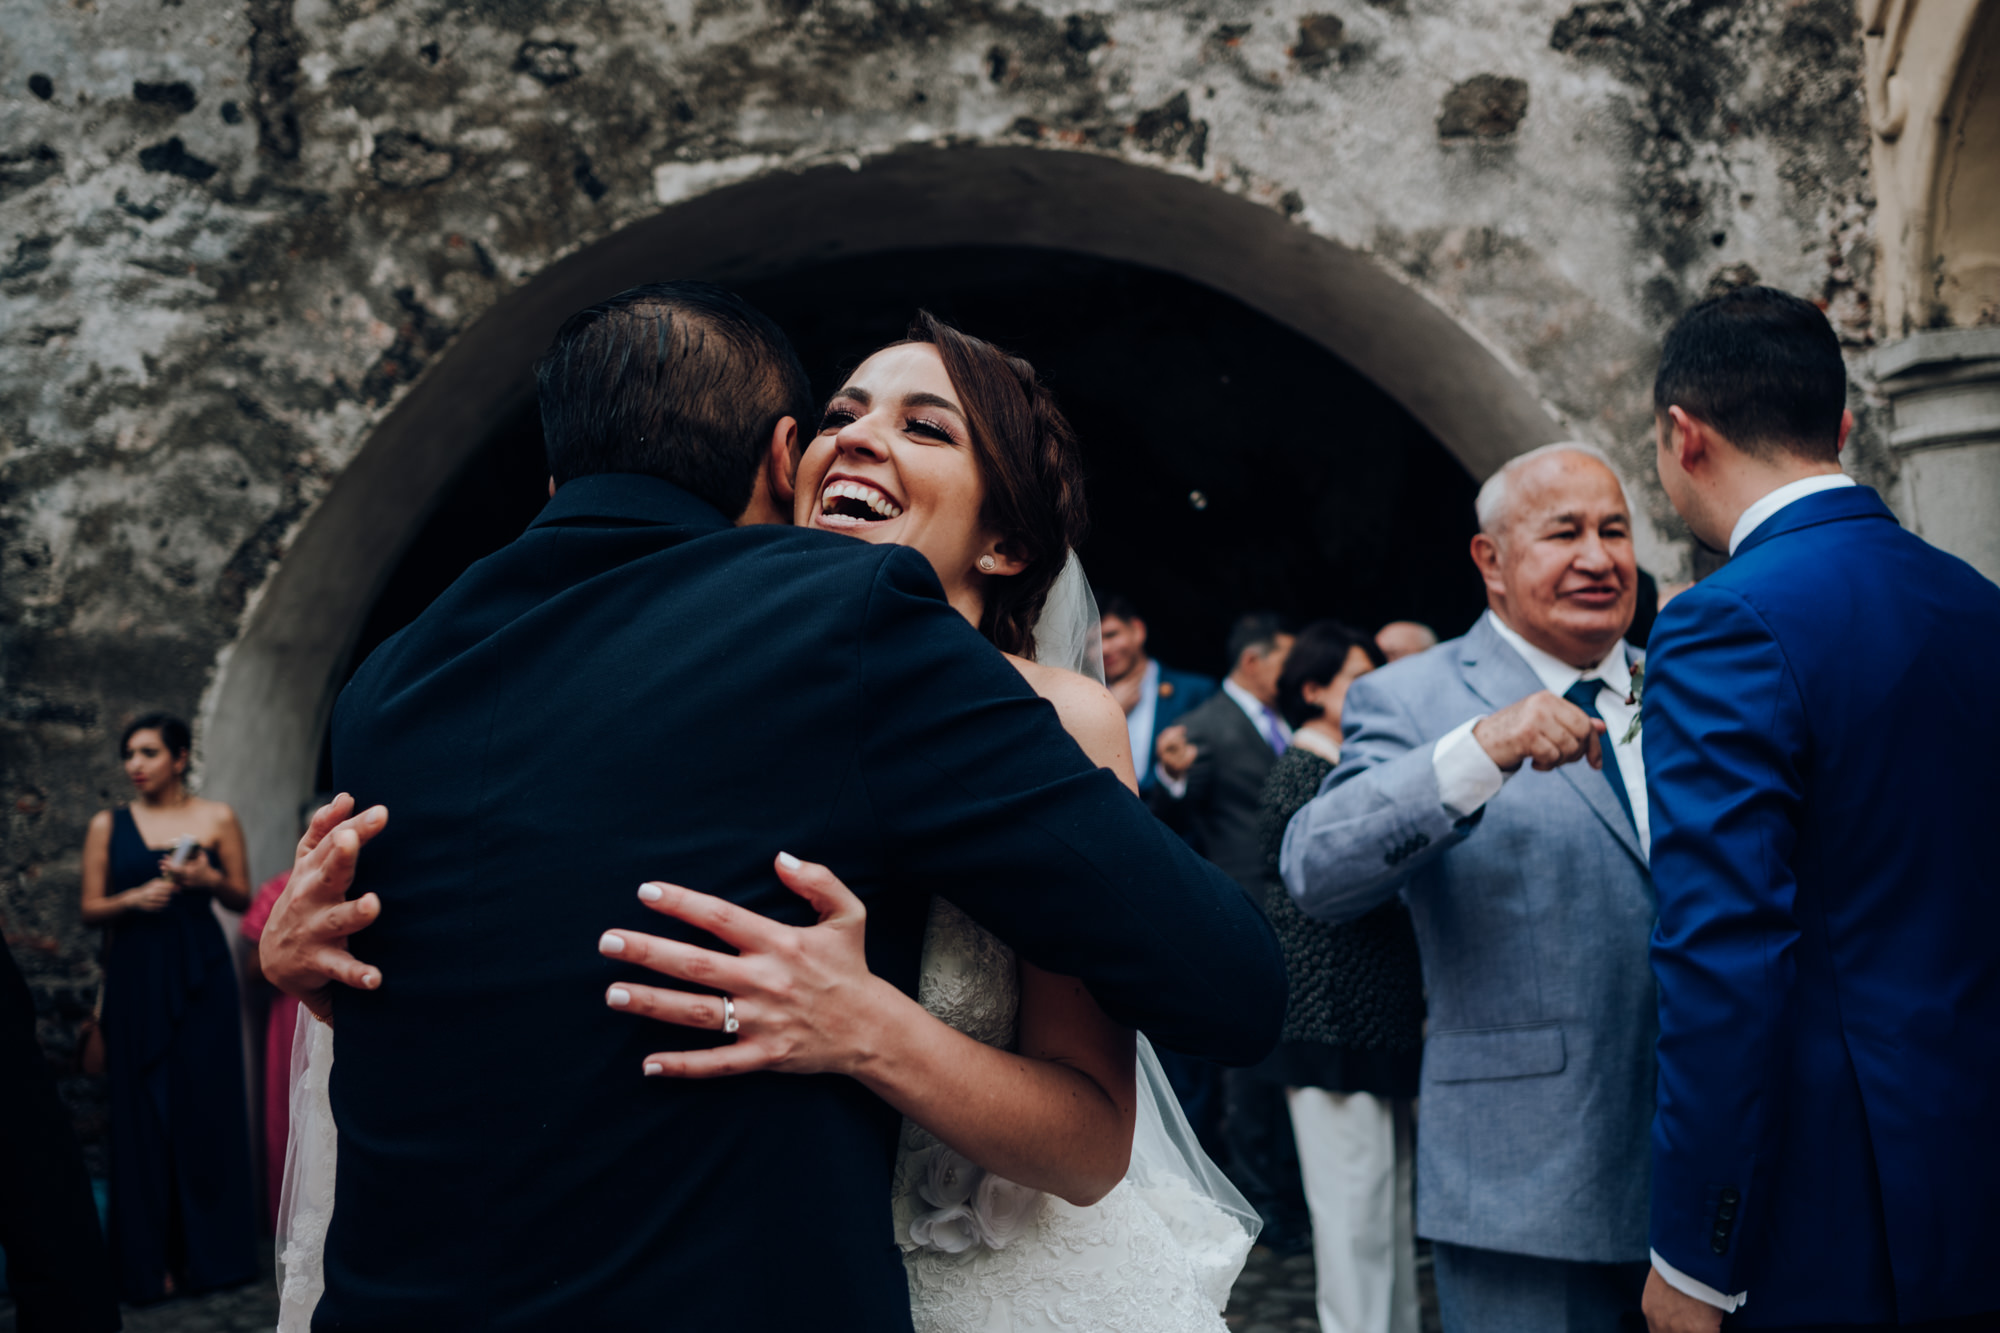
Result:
[1154, 676, 1291, 796]
[1728, 472, 1856, 555]
[1428, 611, 1649, 857]
[1126, 658, 1161, 773]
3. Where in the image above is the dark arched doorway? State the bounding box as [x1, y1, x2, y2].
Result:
[318, 247, 1483, 787]
[206, 145, 1564, 880]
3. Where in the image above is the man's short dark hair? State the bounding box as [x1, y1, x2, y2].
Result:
[1226, 612, 1291, 668]
[1653, 285, 1847, 463]
[1099, 593, 1143, 625]
[536, 281, 815, 516]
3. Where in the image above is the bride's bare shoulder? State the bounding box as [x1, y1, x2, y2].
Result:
[1003, 654, 1134, 785]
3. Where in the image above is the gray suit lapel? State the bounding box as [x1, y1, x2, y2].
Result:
[1458, 616, 1647, 869]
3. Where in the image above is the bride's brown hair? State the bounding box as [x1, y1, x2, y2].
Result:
[902, 311, 1088, 659]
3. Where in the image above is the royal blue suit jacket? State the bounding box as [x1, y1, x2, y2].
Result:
[1134, 664, 1216, 793]
[319, 475, 1284, 1331]
[1643, 486, 2000, 1326]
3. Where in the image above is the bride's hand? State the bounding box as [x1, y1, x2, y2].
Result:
[598, 852, 906, 1080]
[260, 793, 389, 1022]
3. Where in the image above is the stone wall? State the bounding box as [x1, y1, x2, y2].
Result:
[2, 0, 1879, 1099]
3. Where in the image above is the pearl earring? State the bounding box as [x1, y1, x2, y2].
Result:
[978, 555, 997, 573]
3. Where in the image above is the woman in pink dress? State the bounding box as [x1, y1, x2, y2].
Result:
[241, 870, 299, 1231]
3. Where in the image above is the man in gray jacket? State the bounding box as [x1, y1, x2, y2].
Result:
[1281, 443, 1655, 1333]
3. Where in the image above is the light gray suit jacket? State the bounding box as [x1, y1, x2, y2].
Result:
[1279, 615, 1655, 1263]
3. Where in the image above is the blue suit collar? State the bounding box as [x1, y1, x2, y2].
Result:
[1733, 485, 1896, 558]
[531, 472, 738, 536]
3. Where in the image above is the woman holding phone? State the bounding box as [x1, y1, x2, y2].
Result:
[80, 712, 258, 1303]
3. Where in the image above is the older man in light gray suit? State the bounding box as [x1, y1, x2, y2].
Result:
[1281, 444, 1655, 1333]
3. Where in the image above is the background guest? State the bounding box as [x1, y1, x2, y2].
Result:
[1282, 445, 1656, 1333]
[1150, 612, 1309, 1255]
[1374, 621, 1437, 663]
[0, 937, 123, 1331]
[1255, 620, 1423, 1333]
[80, 714, 258, 1303]
[1098, 593, 1218, 794]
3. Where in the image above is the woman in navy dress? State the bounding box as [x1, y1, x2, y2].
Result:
[80, 713, 257, 1302]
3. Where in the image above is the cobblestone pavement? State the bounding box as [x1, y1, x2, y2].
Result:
[0, 1257, 278, 1333]
[0, 1281, 278, 1333]
[4, 1241, 1439, 1331]
[1224, 1240, 1443, 1333]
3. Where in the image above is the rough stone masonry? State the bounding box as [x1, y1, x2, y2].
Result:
[1, 0, 1882, 1146]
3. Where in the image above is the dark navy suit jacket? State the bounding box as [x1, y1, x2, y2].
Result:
[318, 474, 1284, 1331]
[1643, 486, 2000, 1326]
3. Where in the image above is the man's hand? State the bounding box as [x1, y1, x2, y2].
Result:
[1154, 725, 1199, 781]
[259, 793, 390, 1022]
[1471, 690, 1605, 773]
[1643, 1267, 1725, 1333]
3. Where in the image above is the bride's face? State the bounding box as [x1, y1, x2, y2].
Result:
[795, 343, 1011, 611]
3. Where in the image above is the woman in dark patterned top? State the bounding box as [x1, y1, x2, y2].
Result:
[1255, 621, 1426, 1333]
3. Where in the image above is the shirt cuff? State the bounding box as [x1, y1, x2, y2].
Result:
[1651, 1249, 1746, 1314]
[1153, 765, 1188, 799]
[1432, 717, 1506, 818]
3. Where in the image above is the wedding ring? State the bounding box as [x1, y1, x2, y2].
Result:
[721, 995, 739, 1035]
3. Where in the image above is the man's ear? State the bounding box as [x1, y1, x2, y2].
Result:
[1835, 407, 1854, 457]
[768, 416, 799, 508]
[1469, 531, 1508, 600]
[1665, 406, 1709, 472]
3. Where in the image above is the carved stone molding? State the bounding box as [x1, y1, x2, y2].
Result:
[1872, 328, 2000, 582]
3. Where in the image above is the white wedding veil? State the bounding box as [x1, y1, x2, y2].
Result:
[1030, 552, 1263, 1307]
[1029, 550, 1105, 684]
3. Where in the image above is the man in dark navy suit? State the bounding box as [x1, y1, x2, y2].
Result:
[267, 283, 1285, 1332]
[1640, 287, 2000, 1332]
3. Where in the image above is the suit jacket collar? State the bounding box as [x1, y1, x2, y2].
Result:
[1733, 485, 1896, 559]
[530, 472, 737, 537]
[1458, 614, 1647, 869]
[1197, 685, 1269, 753]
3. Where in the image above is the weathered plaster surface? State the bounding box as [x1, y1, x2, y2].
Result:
[2, 0, 1878, 1083]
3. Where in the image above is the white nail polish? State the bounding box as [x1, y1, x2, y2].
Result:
[607, 986, 631, 1008]
[777, 851, 802, 871]
[599, 932, 625, 954]
[638, 883, 663, 902]
[644, 1062, 663, 1076]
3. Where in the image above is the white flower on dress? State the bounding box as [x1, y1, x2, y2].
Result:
[917, 1145, 980, 1209]
[907, 1144, 1045, 1254]
[970, 1171, 1040, 1250]
[910, 1201, 982, 1254]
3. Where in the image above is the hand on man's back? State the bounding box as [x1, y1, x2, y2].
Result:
[1471, 690, 1605, 773]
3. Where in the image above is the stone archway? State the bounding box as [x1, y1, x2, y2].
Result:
[199, 144, 1564, 877]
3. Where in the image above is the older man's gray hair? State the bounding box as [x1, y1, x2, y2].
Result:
[1474, 441, 1632, 537]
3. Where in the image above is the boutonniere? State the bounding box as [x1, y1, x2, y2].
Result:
[1159, 681, 1175, 699]
[1620, 661, 1644, 745]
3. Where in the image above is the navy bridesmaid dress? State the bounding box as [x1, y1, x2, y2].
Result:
[101, 807, 258, 1302]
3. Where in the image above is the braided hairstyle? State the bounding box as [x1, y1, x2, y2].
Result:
[902, 311, 1088, 660]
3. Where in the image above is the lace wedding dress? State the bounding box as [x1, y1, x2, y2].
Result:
[891, 898, 1253, 1332]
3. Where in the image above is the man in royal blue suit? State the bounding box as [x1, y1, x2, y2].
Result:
[1640, 286, 2000, 1332]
